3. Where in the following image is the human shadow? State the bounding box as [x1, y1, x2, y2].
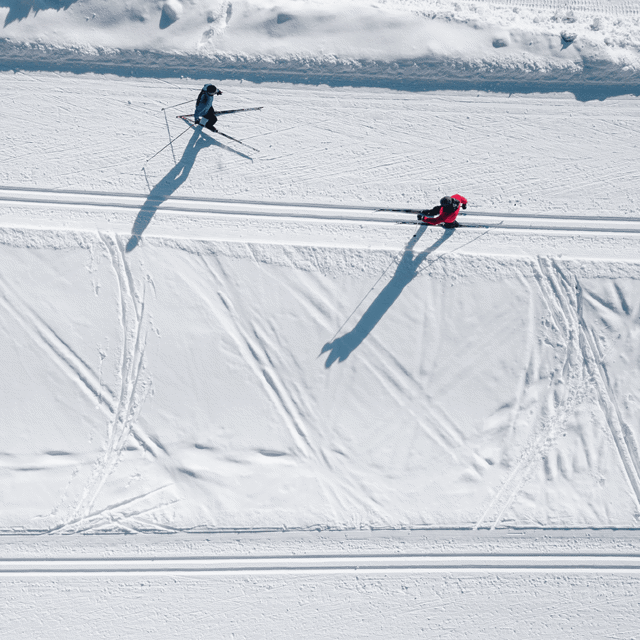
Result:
[2, 1, 78, 25]
[321, 226, 455, 368]
[126, 128, 251, 252]
[126, 130, 210, 252]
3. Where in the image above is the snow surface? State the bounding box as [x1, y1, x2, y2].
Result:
[2, 0, 640, 637]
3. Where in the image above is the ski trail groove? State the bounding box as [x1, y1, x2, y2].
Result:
[49, 486, 177, 535]
[544, 259, 640, 508]
[194, 257, 313, 458]
[2, 186, 640, 234]
[60, 234, 152, 533]
[0, 272, 116, 414]
[3, 552, 640, 574]
[571, 276, 640, 508]
[474, 257, 593, 528]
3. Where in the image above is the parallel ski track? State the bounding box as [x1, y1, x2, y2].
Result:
[2, 186, 640, 235]
[3, 552, 640, 574]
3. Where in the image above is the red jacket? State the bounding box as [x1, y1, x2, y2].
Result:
[425, 194, 467, 226]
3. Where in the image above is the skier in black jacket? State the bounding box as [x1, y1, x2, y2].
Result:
[194, 83, 222, 132]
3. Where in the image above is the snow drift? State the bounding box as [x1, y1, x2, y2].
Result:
[1, 0, 640, 87]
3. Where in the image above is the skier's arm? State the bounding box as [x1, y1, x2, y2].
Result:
[425, 195, 468, 225]
[425, 208, 448, 225]
[453, 194, 468, 209]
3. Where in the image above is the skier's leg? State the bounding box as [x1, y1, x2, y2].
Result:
[201, 107, 218, 132]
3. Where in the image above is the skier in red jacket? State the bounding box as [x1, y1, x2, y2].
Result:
[418, 194, 467, 228]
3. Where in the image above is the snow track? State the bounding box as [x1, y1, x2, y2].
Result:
[4, 553, 640, 574]
[3, 186, 640, 236]
[4, 532, 640, 639]
[4, 529, 640, 569]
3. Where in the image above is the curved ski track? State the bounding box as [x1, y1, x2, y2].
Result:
[2, 186, 640, 235]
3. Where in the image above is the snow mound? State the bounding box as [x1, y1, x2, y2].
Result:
[1, 0, 640, 86]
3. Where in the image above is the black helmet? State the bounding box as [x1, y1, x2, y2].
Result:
[205, 84, 217, 95]
[440, 196, 453, 207]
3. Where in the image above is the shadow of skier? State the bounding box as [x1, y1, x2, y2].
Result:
[320, 225, 455, 368]
[126, 128, 252, 252]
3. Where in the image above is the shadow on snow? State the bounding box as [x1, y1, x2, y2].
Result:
[1, 53, 639, 102]
[320, 225, 455, 368]
[125, 127, 251, 252]
[2, 1, 78, 26]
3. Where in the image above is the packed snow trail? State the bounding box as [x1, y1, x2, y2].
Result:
[2, 73, 640, 219]
[3, 531, 640, 639]
[4, 186, 640, 235]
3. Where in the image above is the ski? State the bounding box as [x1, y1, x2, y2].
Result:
[395, 220, 504, 229]
[215, 129, 260, 152]
[215, 107, 264, 116]
[376, 207, 424, 214]
[177, 116, 260, 152]
[176, 107, 263, 119]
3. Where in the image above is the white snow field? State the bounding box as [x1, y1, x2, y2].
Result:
[2, 0, 640, 638]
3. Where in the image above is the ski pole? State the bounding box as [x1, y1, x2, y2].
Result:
[214, 130, 260, 153]
[215, 107, 264, 116]
[177, 115, 259, 152]
[161, 99, 193, 111]
[144, 126, 191, 163]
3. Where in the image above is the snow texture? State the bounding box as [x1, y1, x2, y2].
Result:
[2, 0, 640, 637]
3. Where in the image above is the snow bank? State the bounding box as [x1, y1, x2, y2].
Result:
[1, 0, 640, 86]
